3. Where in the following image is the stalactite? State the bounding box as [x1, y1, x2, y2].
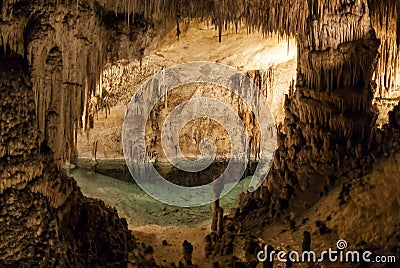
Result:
[369, 0, 400, 98]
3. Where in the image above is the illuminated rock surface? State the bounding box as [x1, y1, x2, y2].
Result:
[1, 0, 400, 267]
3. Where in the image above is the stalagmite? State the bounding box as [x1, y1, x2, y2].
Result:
[211, 201, 219, 232]
[182, 240, 194, 266]
[217, 207, 224, 238]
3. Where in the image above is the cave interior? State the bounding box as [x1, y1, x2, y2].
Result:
[1, 0, 400, 267]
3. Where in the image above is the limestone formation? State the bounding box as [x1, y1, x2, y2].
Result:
[1, 0, 153, 164]
[2, 0, 400, 267]
[0, 58, 135, 267]
[0, 2, 155, 266]
[201, 0, 400, 264]
[255, 0, 382, 218]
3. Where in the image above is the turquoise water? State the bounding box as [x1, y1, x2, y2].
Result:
[71, 168, 251, 227]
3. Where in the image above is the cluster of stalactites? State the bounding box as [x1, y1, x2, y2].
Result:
[96, 0, 308, 41]
[369, 0, 400, 98]
[24, 5, 111, 163]
[94, 0, 400, 98]
[296, 0, 378, 92]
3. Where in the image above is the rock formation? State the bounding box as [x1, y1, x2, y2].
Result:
[2, 0, 400, 267]
[2, 0, 399, 163]
[198, 0, 400, 265]
[262, 0, 380, 215]
[0, 1, 153, 266]
[0, 58, 137, 267]
[2, 0, 153, 163]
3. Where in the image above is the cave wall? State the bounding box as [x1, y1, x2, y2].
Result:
[0, 58, 138, 267]
[0, 0, 154, 266]
[368, 0, 400, 125]
[1, 0, 154, 163]
[203, 1, 396, 229]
